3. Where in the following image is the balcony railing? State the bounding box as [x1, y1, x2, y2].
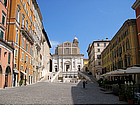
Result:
[21, 25, 34, 45]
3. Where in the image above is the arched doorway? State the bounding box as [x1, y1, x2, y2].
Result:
[0, 65, 2, 88]
[5, 66, 12, 87]
[64, 61, 71, 72]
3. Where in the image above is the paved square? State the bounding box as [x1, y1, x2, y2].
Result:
[0, 81, 127, 105]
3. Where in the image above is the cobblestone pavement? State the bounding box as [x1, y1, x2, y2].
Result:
[0, 81, 127, 105]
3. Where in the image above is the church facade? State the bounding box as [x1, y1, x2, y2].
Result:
[52, 37, 84, 83]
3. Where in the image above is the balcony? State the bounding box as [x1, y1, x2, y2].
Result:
[21, 25, 34, 45]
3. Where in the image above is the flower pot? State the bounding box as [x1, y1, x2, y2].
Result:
[127, 99, 134, 105]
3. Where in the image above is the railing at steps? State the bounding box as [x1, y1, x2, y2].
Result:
[51, 69, 62, 82]
[78, 71, 91, 81]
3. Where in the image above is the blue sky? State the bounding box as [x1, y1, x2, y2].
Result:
[37, 0, 136, 58]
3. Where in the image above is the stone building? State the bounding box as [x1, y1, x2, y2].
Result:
[87, 40, 110, 80]
[52, 37, 84, 83]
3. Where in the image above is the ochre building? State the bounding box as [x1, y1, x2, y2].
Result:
[102, 19, 139, 74]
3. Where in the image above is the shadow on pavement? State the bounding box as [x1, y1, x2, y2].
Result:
[71, 81, 127, 105]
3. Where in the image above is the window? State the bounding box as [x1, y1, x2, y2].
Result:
[0, 48, 1, 60]
[0, 29, 4, 39]
[2, 11, 6, 25]
[8, 53, 11, 64]
[55, 65, 58, 72]
[16, 29, 19, 44]
[98, 49, 100, 52]
[104, 43, 106, 47]
[97, 55, 101, 59]
[15, 49, 18, 57]
[126, 39, 130, 50]
[97, 43, 100, 47]
[22, 14, 25, 26]
[16, 6, 20, 23]
[98, 62, 101, 65]
[26, 55, 28, 63]
[26, 20, 28, 30]
[22, 52, 24, 61]
[26, 43, 28, 52]
[4, 0, 7, 7]
[65, 48, 70, 54]
[22, 37, 25, 48]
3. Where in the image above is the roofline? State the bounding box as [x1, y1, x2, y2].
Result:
[42, 28, 52, 48]
[132, 0, 140, 9]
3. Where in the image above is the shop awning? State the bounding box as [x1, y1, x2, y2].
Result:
[125, 67, 140, 74]
[13, 69, 19, 74]
[20, 71, 27, 75]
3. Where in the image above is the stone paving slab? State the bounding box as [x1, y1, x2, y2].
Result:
[0, 81, 127, 105]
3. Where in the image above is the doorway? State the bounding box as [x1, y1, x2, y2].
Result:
[66, 65, 70, 72]
[5, 66, 11, 87]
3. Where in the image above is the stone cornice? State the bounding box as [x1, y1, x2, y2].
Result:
[132, 0, 140, 9]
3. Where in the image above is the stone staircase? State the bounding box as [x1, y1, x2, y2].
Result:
[78, 71, 98, 85]
[51, 69, 62, 83]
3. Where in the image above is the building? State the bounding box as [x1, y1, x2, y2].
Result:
[102, 19, 139, 74]
[87, 40, 110, 80]
[83, 59, 89, 72]
[132, 0, 140, 48]
[5, 0, 51, 86]
[41, 28, 52, 80]
[6, 0, 36, 86]
[52, 37, 84, 83]
[0, 0, 14, 89]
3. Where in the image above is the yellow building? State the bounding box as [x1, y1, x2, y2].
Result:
[6, 0, 39, 86]
[102, 19, 140, 74]
[83, 59, 89, 72]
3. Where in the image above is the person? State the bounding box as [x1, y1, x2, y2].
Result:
[83, 80, 86, 88]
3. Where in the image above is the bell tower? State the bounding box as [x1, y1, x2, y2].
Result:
[73, 37, 79, 47]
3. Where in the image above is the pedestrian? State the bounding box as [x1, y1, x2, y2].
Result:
[83, 80, 86, 88]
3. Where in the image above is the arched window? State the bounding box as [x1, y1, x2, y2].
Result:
[78, 65, 81, 71]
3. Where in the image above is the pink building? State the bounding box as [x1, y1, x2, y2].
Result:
[0, 0, 14, 88]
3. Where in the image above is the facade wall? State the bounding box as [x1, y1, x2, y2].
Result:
[87, 40, 110, 80]
[102, 19, 139, 74]
[52, 38, 84, 83]
[0, 0, 8, 40]
[5, 0, 51, 86]
[0, 0, 14, 88]
[132, 0, 140, 48]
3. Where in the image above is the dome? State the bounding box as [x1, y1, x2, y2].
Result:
[74, 37, 78, 40]
[73, 36, 79, 43]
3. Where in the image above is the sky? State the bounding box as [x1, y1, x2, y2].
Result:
[37, 0, 136, 58]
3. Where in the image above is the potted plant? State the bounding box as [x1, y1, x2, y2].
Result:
[19, 80, 23, 86]
[126, 85, 134, 104]
[119, 84, 126, 101]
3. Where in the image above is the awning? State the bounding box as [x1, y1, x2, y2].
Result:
[125, 67, 140, 74]
[101, 69, 126, 77]
[13, 69, 19, 74]
[20, 71, 27, 75]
